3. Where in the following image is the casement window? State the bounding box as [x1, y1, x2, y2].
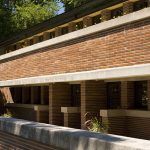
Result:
[107, 82, 121, 109]
[61, 26, 69, 35]
[71, 84, 81, 107]
[49, 32, 55, 39]
[134, 0, 149, 11]
[30, 39, 33, 45]
[111, 7, 123, 19]
[76, 21, 83, 30]
[39, 35, 44, 42]
[134, 81, 148, 110]
[92, 14, 101, 25]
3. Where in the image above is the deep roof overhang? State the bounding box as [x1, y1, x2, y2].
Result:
[0, 0, 126, 48]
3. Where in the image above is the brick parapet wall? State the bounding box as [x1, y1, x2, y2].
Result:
[64, 113, 81, 129]
[0, 19, 149, 81]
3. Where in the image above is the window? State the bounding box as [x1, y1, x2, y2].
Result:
[30, 39, 33, 45]
[39, 35, 44, 42]
[107, 82, 121, 109]
[111, 7, 123, 19]
[61, 26, 69, 35]
[76, 21, 83, 30]
[49, 32, 55, 39]
[13, 45, 17, 50]
[134, 81, 148, 109]
[92, 14, 101, 25]
[71, 84, 81, 107]
[134, 0, 148, 11]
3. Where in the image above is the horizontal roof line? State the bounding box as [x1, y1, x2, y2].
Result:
[0, 63, 150, 86]
[0, 7, 149, 61]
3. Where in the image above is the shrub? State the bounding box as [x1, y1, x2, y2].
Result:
[84, 112, 108, 133]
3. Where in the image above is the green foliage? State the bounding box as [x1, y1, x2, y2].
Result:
[0, 0, 90, 41]
[12, 1, 58, 31]
[0, 0, 59, 41]
[84, 112, 108, 133]
[60, 0, 88, 11]
[1, 113, 12, 118]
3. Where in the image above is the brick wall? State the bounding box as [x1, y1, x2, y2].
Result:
[81, 80, 107, 128]
[64, 113, 81, 129]
[49, 83, 71, 126]
[0, 19, 149, 81]
[127, 117, 150, 140]
[121, 81, 134, 109]
[6, 107, 49, 123]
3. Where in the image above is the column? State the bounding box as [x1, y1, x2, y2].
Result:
[148, 81, 150, 110]
[81, 80, 107, 129]
[121, 81, 134, 109]
[68, 22, 76, 32]
[24, 39, 30, 47]
[33, 36, 39, 44]
[49, 83, 71, 126]
[83, 16, 92, 28]
[123, 1, 134, 15]
[101, 9, 111, 22]
[43, 32, 50, 41]
[55, 27, 61, 37]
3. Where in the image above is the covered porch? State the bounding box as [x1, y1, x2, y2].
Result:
[0, 64, 150, 140]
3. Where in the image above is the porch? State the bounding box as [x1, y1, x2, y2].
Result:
[1, 78, 150, 140]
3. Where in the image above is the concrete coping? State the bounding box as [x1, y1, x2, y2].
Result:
[61, 107, 81, 113]
[0, 7, 149, 61]
[0, 63, 150, 87]
[0, 117, 150, 150]
[100, 109, 150, 118]
[5, 103, 49, 111]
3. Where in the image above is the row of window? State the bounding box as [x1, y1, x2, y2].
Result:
[4, 0, 149, 54]
[107, 81, 148, 110]
[10, 81, 149, 110]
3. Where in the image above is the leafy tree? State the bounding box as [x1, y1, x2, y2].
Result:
[12, 1, 58, 31]
[60, 0, 88, 11]
[0, 0, 59, 41]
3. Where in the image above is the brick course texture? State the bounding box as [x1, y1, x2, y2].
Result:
[0, 19, 149, 81]
[81, 80, 107, 128]
[102, 116, 150, 140]
[49, 83, 71, 126]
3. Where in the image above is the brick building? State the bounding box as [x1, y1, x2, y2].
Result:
[0, 0, 150, 140]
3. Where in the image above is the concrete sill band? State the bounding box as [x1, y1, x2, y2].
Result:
[61, 107, 81, 113]
[0, 117, 150, 150]
[0, 7, 149, 61]
[100, 109, 150, 118]
[5, 103, 49, 111]
[0, 63, 150, 87]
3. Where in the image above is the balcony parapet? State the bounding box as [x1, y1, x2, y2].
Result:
[61, 107, 80, 113]
[5, 103, 49, 111]
[0, 117, 150, 149]
[100, 109, 150, 118]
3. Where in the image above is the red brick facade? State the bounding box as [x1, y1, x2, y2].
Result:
[0, 19, 149, 81]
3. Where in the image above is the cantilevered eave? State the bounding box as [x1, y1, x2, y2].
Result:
[0, 7, 149, 61]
